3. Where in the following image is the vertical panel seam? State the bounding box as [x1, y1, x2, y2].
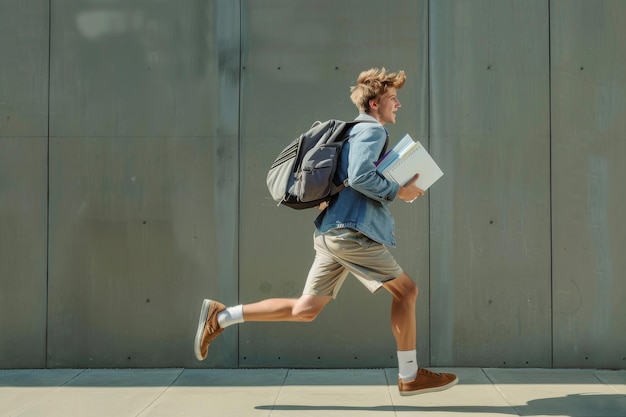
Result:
[548, 0, 554, 369]
[237, 0, 243, 368]
[427, 0, 432, 367]
[45, 0, 52, 370]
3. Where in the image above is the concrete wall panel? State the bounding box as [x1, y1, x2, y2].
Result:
[47, 0, 240, 368]
[429, 0, 552, 367]
[0, 0, 49, 368]
[238, 0, 430, 368]
[551, 0, 626, 368]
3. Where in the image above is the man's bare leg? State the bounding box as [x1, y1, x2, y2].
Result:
[382, 272, 458, 394]
[243, 294, 333, 322]
[383, 272, 419, 383]
[383, 273, 418, 351]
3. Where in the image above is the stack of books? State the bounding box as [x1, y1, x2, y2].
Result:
[376, 134, 444, 191]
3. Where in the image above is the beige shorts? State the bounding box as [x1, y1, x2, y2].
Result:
[303, 228, 404, 298]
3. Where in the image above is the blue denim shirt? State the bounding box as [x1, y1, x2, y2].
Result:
[314, 114, 400, 247]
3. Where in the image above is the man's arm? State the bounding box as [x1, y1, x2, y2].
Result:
[347, 126, 424, 203]
[347, 126, 399, 202]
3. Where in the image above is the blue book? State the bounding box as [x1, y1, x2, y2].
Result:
[376, 134, 414, 172]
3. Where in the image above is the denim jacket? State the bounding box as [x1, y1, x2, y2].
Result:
[314, 114, 400, 247]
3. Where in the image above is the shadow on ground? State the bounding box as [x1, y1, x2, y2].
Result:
[257, 394, 626, 416]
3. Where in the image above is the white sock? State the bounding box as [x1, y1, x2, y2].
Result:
[398, 350, 418, 382]
[217, 305, 244, 329]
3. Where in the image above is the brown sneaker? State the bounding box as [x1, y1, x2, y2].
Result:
[398, 368, 458, 396]
[194, 299, 226, 361]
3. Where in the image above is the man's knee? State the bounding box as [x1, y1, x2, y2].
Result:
[291, 308, 319, 322]
[292, 295, 330, 322]
[398, 279, 418, 302]
[384, 273, 418, 302]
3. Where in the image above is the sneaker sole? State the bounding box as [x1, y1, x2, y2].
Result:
[399, 375, 459, 396]
[194, 299, 211, 361]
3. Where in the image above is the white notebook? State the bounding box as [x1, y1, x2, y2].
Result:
[377, 134, 443, 191]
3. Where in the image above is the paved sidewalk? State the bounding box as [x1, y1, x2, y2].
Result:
[1, 368, 625, 416]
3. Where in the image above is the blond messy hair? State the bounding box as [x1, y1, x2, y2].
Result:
[350, 68, 406, 113]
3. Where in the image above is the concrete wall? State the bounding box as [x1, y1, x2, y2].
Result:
[0, 0, 624, 369]
[430, 0, 552, 368]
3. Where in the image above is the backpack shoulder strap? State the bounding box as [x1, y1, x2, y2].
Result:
[338, 120, 390, 188]
[346, 119, 389, 155]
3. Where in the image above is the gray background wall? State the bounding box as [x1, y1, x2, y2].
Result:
[0, 0, 624, 369]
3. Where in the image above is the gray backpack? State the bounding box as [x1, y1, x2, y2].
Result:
[266, 119, 370, 210]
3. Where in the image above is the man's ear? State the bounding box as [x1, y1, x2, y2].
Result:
[368, 98, 378, 110]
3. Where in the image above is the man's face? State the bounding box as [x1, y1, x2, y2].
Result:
[372, 87, 401, 125]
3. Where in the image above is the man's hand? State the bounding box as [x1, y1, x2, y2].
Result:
[316, 201, 329, 210]
[397, 174, 425, 202]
